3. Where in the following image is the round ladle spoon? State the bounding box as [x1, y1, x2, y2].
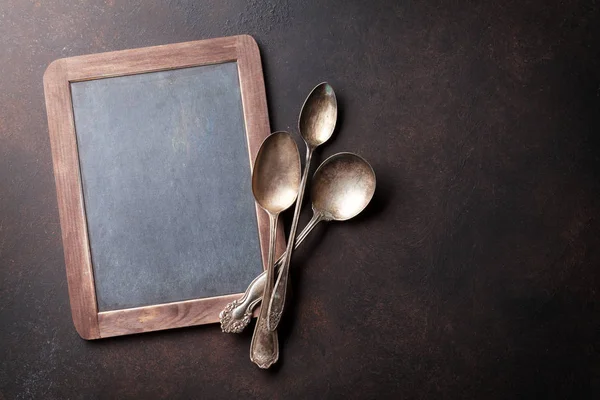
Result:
[249, 131, 301, 369]
[267, 82, 337, 331]
[220, 152, 376, 334]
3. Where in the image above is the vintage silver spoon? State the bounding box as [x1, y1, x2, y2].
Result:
[267, 82, 337, 331]
[220, 152, 376, 334]
[249, 131, 301, 369]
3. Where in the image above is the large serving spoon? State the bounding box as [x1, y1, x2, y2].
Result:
[249, 131, 301, 369]
[220, 152, 376, 334]
[267, 82, 337, 331]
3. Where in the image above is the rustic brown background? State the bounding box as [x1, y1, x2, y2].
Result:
[1, 0, 599, 399]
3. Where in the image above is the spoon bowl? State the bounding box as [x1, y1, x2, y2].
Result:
[252, 132, 302, 214]
[298, 82, 337, 148]
[311, 152, 376, 221]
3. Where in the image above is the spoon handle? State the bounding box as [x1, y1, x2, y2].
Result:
[219, 212, 322, 333]
[267, 148, 314, 331]
[249, 214, 279, 369]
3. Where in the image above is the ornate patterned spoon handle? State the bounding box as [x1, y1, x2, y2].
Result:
[219, 213, 322, 333]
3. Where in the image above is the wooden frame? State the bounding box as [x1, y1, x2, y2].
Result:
[43, 35, 284, 339]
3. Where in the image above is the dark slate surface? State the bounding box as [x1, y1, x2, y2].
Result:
[71, 63, 263, 310]
[1, 0, 600, 399]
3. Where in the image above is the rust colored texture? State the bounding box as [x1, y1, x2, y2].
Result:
[1, 0, 599, 399]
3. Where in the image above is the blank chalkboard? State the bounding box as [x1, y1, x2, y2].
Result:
[71, 62, 262, 311]
[43, 35, 281, 339]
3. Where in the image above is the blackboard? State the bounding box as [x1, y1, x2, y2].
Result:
[43, 35, 281, 339]
[71, 62, 263, 311]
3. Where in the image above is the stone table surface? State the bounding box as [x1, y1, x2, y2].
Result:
[1, 1, 599, 399]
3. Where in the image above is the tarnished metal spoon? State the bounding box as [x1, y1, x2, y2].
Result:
[249, 131, 301, 369]
[220, 152, 376, 333]
[267, 82, 337, 331]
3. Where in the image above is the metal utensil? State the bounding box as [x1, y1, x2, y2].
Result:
[267, 82, 337, 331]
[248, 131, 301, 369]
[220, 152, 376, 333]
